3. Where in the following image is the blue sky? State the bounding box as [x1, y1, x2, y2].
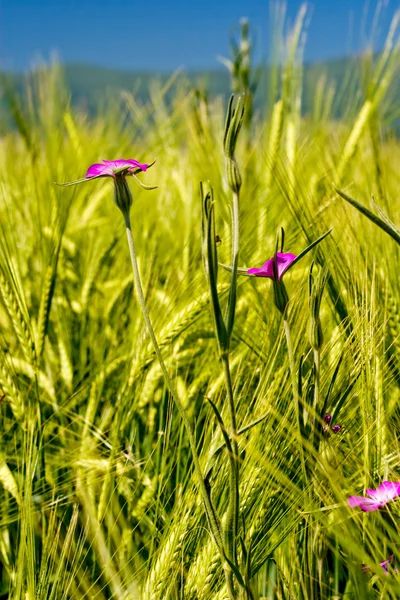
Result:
[0, 0, 397, 71]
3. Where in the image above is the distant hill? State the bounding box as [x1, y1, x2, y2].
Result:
[63, 63, 232, 100]
[1, 56, 399, 129]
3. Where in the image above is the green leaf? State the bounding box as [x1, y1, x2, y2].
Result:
[239, 535, 248, 564]
[223, 95, 235, 153]
[331, 377, 358, 424]
[219, 263, 254, 276]
[246, 539, 253, 582]
[284, 229, 332, 276]
[334, 185, 400, 246]
[55, 176, 98, 187]
[207, 397, 232, 454]
[201, 185, 228, 351]
[321, 354, 344, 418]
[223, 554, 246, 588]
[237, 410, 270, 435]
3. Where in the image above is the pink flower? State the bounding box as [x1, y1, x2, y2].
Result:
[362, 555, 397, 575]
[221, 230, 331, 315]
[57, 158, 155, 217]
[247, 252, 297, 280]
[323, 414, 342, 434]
[380, 555, 397, 574]
[348, 481, 400, 512]
[85, 159, 148, 179]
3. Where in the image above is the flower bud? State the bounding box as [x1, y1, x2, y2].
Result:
[114, 173, 133, 217]
[225, 157, 242, 194]
[309, 316, 324, 352]
[273, 279, 289, 315]
[223, 95, 244, 194]
[223, 95, 244, 159]
[308, 267, 326, 351]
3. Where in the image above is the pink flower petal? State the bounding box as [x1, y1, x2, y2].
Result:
[365, 482, 400, 505]
[380, 555, 394, 574]
[106, 159, 133, 171]
[376, 481, 400, 503]
[248, 258, 274, 278]
[85, 159, 149, 179]
[359, 501, 381, 512]
[126, 159, 148, 172]
[365, 488, 381, 500]
[247, 253, 297, 280]
[106, 159, 148, 172]
[348, 496, 367, 508]
[348, 496, 381, 511]
[349, 481, 400, 512]
[85, 162, 114, 178]
[364, 555, 396, 575]
[275, 252, 297, 278]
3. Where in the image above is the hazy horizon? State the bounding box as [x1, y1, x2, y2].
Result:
[0, 0, 398, 72]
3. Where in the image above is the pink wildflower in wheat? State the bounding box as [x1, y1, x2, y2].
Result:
[348, 481, 400, 512]
[57, 158, 155, 217]
[323, 414, 342, 434]
[84, 159, 148, 179]
[380, 555, 397, 574]
[362, 555, 397, 575]
[246, 252, 297, 314]
[247, 252, 297, 280]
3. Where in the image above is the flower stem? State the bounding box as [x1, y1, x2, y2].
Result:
[223, 186, 240, 592]
[226, 191, 240, 339]
[283, 317, 306, 480]
[123, 214, 225, 555]
[313, 348, 320, 432]
[221, 353, 240, 568]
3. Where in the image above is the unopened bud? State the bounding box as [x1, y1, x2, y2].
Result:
[223, 95, 244, 194]
[273, 279, 289, 315]
[114, 173, 133, 216]
[309, 316, 324, 351]
[223, 95, 244, 159]
[308, 267, 325, 351]
[225, 157, 242, 194]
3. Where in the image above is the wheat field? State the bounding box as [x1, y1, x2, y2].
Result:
[0, 5, 400, 599]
